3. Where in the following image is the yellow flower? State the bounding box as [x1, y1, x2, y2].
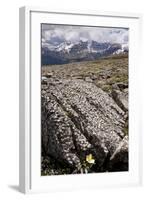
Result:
[86, 154, 95, 164]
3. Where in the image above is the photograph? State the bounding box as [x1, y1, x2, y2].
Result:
[41, 24, 129, 176]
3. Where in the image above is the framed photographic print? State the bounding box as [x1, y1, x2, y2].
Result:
[19, 6, 142, 193]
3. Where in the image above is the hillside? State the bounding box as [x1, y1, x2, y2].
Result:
[42, 54, 128, 93]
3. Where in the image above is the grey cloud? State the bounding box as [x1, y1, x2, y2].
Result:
[42, 24, 128, 45]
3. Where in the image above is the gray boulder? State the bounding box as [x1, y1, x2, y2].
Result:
[41, 79, 128, 171]
[112, 83, 128, 112]
[109, 136, 128, 171]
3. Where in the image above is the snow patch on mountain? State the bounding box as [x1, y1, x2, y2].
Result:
[55, 41, 74, 53]
[113, 43, 128, 55]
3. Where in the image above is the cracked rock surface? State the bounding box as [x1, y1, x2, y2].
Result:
[41, 78, 128, 173]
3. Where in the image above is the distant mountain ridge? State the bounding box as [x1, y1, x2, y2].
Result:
[42, 40, 128, 65]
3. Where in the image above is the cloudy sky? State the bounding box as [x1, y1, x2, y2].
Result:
[42, 24, 128, 46]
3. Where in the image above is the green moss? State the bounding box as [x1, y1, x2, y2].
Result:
[123, 118, 128, 136]
[107, 76, 128, 85]
[101, 84, 112, 93]
[123, 126, 128, 136]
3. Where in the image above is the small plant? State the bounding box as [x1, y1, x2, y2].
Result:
[77, 154, 96, 174]
[86, 154, 95, 164]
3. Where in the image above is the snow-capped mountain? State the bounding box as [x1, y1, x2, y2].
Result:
[113, 43, 128, 55]
[42, 40, 128, 65]
[54, 41, 74, 53]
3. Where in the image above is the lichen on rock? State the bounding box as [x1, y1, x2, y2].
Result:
[41, 78, 128, 174]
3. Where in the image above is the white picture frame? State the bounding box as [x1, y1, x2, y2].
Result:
[19, 6, 142, 194]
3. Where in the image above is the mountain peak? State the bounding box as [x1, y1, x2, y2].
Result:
[41, 40, 128, 65]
